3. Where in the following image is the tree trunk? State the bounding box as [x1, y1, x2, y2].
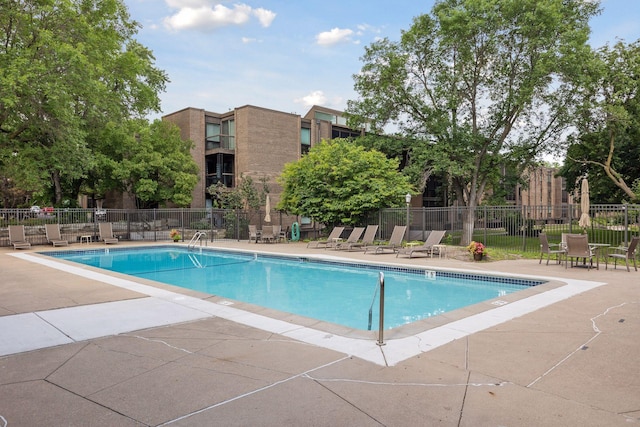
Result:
[461, 207, 475, 247]
[52, 170, 63, 205]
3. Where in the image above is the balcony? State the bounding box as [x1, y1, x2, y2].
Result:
[205, 136, 235, 151]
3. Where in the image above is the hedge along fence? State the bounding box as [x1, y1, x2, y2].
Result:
[1, 204, 639, 252]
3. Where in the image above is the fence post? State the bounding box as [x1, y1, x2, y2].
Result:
[421, 207, 426, 241]
[210, 208, 214, 240]
[180, 209, 185, 242]
[623, 204, 628, 246]
[483, 205, 487, 244]
[568, 204, 573, 234]
[521, 205, 527, 252]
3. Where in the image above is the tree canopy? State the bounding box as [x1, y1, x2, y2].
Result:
[560, 40, 640, 203]
[277, 139, 414, 226]
[208, 175, 269, 211]
[347, 0, 598, 244]
[88, 119, 198, 208]
[0, 0, 170, 207]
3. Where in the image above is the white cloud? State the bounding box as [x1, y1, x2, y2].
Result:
[355, 23, 382, 36]
[294, 90, 327, 108]
[163, 1, 276, 32]
[242, 37, 261, 44]
[253, 8, 276, 28]
[315, 28, 354, 46]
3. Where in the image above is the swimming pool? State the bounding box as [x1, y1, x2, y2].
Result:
[45, 246, 545, 331]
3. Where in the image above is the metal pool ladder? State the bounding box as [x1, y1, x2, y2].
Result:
[368, 272, 386, 346]
[188, 231, 207, 249]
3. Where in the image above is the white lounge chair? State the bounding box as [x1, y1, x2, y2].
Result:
[343, 225, 379, 252]
[307, 226, 345, 249]
[396, 230, 446, 258]
[45, 223, 69, 247]
[333, 227, 365, 250]
[8, 225, 31, 250]
[340, 225, 378, 251]
[365, 225, 406, 254]
[98, 223, 119, 244]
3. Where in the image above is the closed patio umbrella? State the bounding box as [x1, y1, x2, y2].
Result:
[578, 177, 591, 229]
[264, 194, 271, 223]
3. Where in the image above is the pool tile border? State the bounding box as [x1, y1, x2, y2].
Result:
[41, 245, 546, 288]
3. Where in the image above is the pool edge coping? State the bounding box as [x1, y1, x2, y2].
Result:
[8, 248, 607, 366]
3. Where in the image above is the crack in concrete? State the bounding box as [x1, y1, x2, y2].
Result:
[527, 301, 638, 388]
[124, 334, 194, 354]
[302, 375, 509, 388]
[156, 356, 351, 426]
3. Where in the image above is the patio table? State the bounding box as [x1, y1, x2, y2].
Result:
[589, 243, 610, 269]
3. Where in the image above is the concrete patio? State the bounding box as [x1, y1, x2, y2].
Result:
[0, 240, 638, 426]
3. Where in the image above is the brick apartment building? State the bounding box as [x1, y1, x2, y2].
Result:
[517, 166, 573, 219]
[162, 104, 572, 219]
[163, 104, 362, 209]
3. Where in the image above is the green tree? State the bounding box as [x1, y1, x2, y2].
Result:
[561, 40, 640, 202]
[347, 0, 597, 244]
[0, 0, 168, 206]
[207, 175, 270, 238]
[277, 139, 414, 226]
[207, 175, 269, 211]
[89, 119, 198, 208]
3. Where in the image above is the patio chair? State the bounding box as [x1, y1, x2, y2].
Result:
[279, 226, 289, 243]
[248, 225, 260, 243]
[365, 225, 407, 254]
[307, 226, 345, 249]
[338, 225, 379, 251]
[98, 222, 119, 244]
[272, 225, 282, 243]
[396, 230, 446, 258]
[8, 225, 31, 250]
[333, 227, 365, 250]
[538, 233, 564, 265]
[560, 233, 582, 251]
[606, 236, 639, 272]
[45, 223, 69, 247]
[565, 234, 594, 270]
[260, 225, 276, 243]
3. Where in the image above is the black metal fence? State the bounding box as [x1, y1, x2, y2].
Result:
[369, 204, 640, 253]
[2, 204, 639, 253]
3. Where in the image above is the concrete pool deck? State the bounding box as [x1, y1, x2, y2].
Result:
[1, 240, 638, 426]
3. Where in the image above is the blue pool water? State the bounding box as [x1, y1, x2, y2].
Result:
[45, 247, 545, 331]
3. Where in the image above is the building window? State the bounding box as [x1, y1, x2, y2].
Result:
[205, 153, 234, 188]
[206, 123, 220, 150]
[332, 128, 360, 139]
[314, 111, 335, 123]
[301, 127, 310, 155]
[221, 119, 235, 149]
